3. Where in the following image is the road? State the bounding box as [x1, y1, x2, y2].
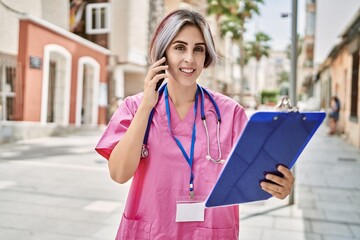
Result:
[1, 121, 360, 239]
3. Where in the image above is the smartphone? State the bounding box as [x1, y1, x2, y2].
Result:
[155, 68, 165, 91]
[155, 57, 166, 91]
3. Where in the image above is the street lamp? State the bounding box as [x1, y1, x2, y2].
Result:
[281, 0, 298, 206]
[281, 0, 298, 107]
[290, 0, 298, 109]
[289, 0, 298, 206]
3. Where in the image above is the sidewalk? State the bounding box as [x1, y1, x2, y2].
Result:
[239, 123, 360, 240]
[0, 129, 128, 240]
[0, 123, 359, 239]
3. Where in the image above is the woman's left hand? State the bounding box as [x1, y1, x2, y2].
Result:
[260, 165, 295, 199]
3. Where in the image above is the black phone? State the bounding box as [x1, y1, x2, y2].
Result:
[261, 164, 286, 186]
[155, 56, 166, 91]
[155, 69, 165, 91]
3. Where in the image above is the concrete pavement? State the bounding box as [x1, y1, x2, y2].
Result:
[0, 122, 359, 239]
[0, 129, 128, 240]
[240, 123, 360, 240]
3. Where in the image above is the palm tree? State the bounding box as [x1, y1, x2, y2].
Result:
[207, 0, 264, 103]
[206, 0, 232, 23]
[206, 0, 235, 91]
[245, 31, 271, 94]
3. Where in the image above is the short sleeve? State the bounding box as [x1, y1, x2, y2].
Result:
[231, 105, 248, 146]
[95, 96, 138, 160]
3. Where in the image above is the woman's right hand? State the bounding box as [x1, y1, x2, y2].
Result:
[108, 57, 169, 184]
[141, 57, 169, 109]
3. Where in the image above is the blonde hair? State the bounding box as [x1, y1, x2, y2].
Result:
[149, 9, 217, 68]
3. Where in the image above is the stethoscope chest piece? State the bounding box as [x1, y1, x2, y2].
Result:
[141, 145, 149, 158]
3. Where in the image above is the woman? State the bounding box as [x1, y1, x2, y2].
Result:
[328, 96, 340, 135]
[96, 9, 294, 239]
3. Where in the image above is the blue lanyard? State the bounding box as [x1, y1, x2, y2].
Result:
[143, 84, 222, 146]
[164, 85, 198, 198]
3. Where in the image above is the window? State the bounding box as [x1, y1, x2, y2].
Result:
[305, 12, 315, 36]
[350, 51, 359, 119]
[86, 3, 110, 34]
[0, 63, 17, 121]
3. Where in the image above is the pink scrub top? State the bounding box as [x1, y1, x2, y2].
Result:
[96, 88, 248, 240]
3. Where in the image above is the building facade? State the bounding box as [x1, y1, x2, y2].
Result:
[70, 0, 225, 107]
[16, 16, 109, 126]
[296, 0, 317, 106]
[0, 0, 238, 142]
[244, 50, 290, 97]
[316, 9, 360, 147]
[0, 0, 109, 143]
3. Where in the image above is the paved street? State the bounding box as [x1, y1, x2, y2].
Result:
[0, 128, 128, 240]
[0, 121, 360, 240]
[240, 123, 360, 240]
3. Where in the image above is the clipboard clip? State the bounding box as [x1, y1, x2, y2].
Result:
[275, 96, 298, 112]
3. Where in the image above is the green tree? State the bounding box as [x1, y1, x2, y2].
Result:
[261, 90, 278, 105]
[245, 31, 271, 94]
[207, 0, 264, 103]
[286, 34, 303, 59]
[277, 70, 289, 96]
[277, 70, 289, 84]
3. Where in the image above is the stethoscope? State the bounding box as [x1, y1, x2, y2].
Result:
[141, 83, 225, 164]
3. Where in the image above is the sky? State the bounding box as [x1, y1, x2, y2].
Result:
[244, 0, 360, 65]
[244, 0, 306, 51]
[314, 0, 360, 64]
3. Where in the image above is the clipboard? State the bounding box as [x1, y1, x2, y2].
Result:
[205, 110, 326, 208]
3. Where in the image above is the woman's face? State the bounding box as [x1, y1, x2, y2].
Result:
[165, 24, 206, 87]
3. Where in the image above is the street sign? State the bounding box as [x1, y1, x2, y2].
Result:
[29, 56, 42, 69]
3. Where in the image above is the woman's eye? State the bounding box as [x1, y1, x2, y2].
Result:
[194, 47, 205, 52]
[175, 45, 185, 51]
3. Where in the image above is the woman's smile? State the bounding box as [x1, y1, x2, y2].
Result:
[179, 68, 196, 74]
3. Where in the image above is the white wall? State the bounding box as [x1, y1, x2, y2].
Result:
[41, 0, 69, 30]
[110, 0, 149, 65]
[0, 0, 69, 55]
[109, 0, 129, 61]
[127, 0, 149, 66]
[0, 0, 41, 55]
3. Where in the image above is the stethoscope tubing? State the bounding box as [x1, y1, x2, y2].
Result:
[141, 83, 224, 164]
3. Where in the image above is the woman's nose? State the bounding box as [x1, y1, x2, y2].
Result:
[184, 51, 195, 63]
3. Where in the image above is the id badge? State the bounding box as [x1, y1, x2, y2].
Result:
[176, 196, 206, 222]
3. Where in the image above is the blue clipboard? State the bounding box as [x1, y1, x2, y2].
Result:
[205, 111, 326, 208]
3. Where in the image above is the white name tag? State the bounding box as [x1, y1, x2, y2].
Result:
[176, 201, 205, 222]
